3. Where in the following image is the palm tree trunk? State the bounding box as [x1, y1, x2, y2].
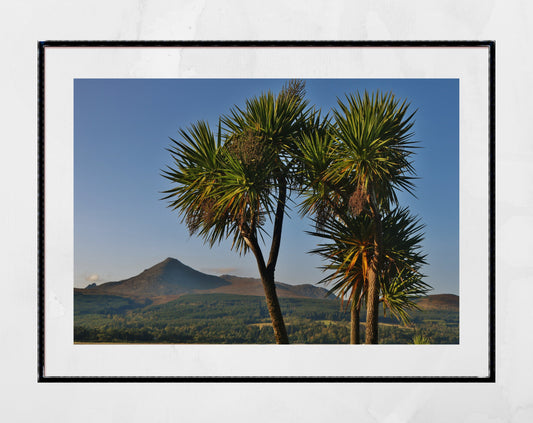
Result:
[365, 265, 380, 344]
[350, 305, 360, 344]
[261, 179, 289, 344]
[243, 227, 289, 344]
[260, 271, 289, 344]
[365, 195, 382, 344]
[350, 284, 362, 344]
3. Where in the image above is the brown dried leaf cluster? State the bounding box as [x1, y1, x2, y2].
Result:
[185, 198, 217, 235]
[349, 183, 368, 216]
[280, 79, 306, 101]
[226, 129, 267, 166]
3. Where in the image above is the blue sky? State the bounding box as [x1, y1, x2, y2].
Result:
[74, 78, 459, 294]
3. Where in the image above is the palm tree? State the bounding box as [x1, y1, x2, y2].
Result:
[162, 81, 310, 344]
[330, 92, 418, 343]
[307, 215, 370, 344]
[308, 207, 430, 344]
[296, 92, 419, 343]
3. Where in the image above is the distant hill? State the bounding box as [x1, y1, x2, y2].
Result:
[212, 275, 332, 299]
[76, 257, 230, 301]
[75, 257, 458, 309]
[76, 257, 332, 304]
[416, 294, 459, 311]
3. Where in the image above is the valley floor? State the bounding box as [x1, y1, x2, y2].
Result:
[74, 293, 459, 344]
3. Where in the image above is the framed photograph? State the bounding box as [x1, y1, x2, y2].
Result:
[38, 41, 494, 381]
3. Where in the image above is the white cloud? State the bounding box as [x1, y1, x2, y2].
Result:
[85, 274, 100, 283]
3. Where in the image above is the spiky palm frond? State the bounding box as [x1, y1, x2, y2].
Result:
[380, 268, 431, 325]
[294, 130, 348, 228]
[412, 333, 432, 344]
[381, 207, 427, 273]
[308, 212, 375, 309]
[161, 120, 223, 227]
[329, 91, 419, 210]
[221, 86, 311, 169]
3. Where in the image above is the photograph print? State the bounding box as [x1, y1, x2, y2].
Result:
[73, 78, 459, 347]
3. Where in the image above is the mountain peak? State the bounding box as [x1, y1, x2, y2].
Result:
[81, 257, 230, 298]
[160, 257, 181, 264]
[147, 257, 187, 272]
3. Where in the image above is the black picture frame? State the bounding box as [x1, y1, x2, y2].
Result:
[38, 40, 495, 383]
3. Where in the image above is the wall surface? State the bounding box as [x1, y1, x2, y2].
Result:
[1, 1, 531, 421]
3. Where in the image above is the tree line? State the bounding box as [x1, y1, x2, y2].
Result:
[74, 294, 458, 344]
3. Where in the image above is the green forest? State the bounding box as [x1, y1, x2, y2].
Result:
[74, 293, 458, 344]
